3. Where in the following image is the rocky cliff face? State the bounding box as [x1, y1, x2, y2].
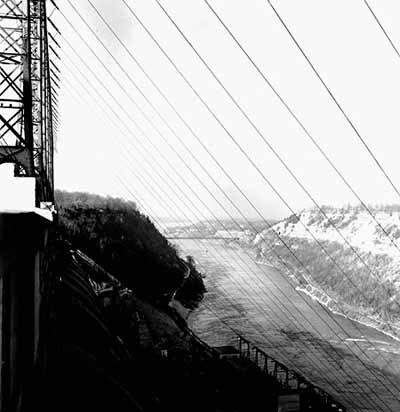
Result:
[252, 205, 400, 337]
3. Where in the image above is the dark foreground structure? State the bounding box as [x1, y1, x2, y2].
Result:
[0, 210, 345, 412]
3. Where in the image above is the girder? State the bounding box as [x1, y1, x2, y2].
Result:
[0, 0, 55, 204]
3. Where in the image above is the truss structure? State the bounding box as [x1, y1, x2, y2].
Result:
[0, 0, 56, 204]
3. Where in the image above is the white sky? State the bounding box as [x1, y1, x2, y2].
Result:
[25, 0, 400, 220]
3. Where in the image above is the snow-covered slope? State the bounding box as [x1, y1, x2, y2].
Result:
[255, 206, 400, 259]
[252, 206, 400, 336]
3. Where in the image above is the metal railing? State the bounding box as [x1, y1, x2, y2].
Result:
[236, 334, 346, 412]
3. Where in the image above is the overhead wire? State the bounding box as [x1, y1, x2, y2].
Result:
[152, 0, 396, 309]
[202, 0, 400, 259]
[118, 0, 400, 392]
[81, 0, 356, 318]
[116, 175, 346, 402]
[59, 2, 329, 295]
[57, 50, 370, 408]
[59, 43, 390, 410]
[80, 0, 382, 331]
[362, 0, 400, 59]
[114, 171, 364, 409]
[60, 0, 400, 400]
[85, 0, 381, 317]
[117, 166, 383, 410]
[265, 0, 400, 201]
[56, 2, 400, 406]
[119, 0, 394, 330]
[63, 73, 360, 406]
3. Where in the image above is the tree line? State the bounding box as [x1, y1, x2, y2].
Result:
[55, 190, 206, 309]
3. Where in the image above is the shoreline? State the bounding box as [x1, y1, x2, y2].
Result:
[254, 254, 400, 343]
[296, 285, 400, 343]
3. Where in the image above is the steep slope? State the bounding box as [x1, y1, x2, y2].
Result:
[253, 205, 400, 337]
[55, 189, 206, 310]
[263, 206, 400, 261]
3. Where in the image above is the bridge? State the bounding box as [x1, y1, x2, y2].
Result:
[1, 1, 400, 411]
[166, 236, 239, 240]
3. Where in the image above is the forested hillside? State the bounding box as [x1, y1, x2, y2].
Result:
[253, 205, 400, 336]
[55, 190, 205, 309]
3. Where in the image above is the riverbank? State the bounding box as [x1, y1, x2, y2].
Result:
[253, 249, 400, 342]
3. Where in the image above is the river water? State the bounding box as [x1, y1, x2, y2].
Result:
[176, 239, 400, 412]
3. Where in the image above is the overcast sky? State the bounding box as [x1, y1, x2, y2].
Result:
[6, 0, 400, 221]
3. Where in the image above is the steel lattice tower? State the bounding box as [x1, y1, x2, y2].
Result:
[0, 0, 55, 205]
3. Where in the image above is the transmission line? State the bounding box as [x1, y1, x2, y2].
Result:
[152, 0, 394, 299]
[115, 172, 370, 410]
[362, 0, 400, 60]
[61, 59, 396, 410]
[203, 0, 400, 258]
[83, 0, 400, 358]
[117, 175, 355, 407]
[61, 65, 382, 409]
[57, 6, 398, 404]
[121, 0, 394, 324]
[115, 159, 358, 405]
[265, 0, 400, 201]
[118, 165, 384, 410]
[61, 0, 396, 394]
[118, 0, 400, 391]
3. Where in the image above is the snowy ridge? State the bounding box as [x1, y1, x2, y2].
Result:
[252, 205, 400, 337]
[255, 206, 400, 261]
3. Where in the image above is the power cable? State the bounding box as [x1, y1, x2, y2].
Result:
[265, 0, 400, 201]
[203, 0, 400, 258]
[57, 14, 400, 404]
[61, 65, 392, 408]
[119, 0, 400, 394]
[61, 72, 377, 410]
[362, 0, 400, 60]
[60, 2, 400, 396]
